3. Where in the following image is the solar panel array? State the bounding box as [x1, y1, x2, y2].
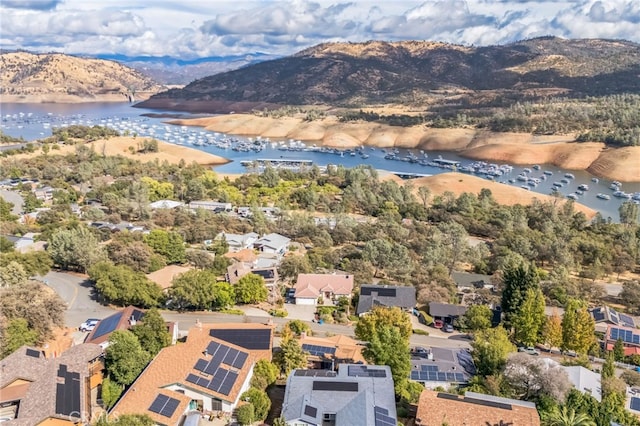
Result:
[293, 369, 337, 377]
[410, 364, 466, 382]
[209, 328, 271, 350]
[618, 313, 635, 328]
[592, 309, 606, 322]
[91, 312, 123, 339]
[610, 327, 640, 345]
[361, 286, 396, 297]
[25, 348, 41, 358]
[302, 344, 337, 357]
[304, 405, 318, 418]
[347, 365, 387, 378]
[312, 381, 359, 392]
[184, 341, 247, 396]
[630, 397, 640, 412]
[148, 394, 180, 418]
[55, 364, 81, 417]
[374, 406, 396, 426]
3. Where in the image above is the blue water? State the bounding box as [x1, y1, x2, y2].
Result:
[1, 102, 638, 221]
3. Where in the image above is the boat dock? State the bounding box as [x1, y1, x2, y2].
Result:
[240, 158, 314, 171]
[388, 171, 432, 179]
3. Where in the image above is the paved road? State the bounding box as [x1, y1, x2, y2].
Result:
[0, 189, 24, 215]
[45, 271, 470, 350]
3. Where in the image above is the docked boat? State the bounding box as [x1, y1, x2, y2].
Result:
[564, 173, 575, 179]
[597, 193, 611, 200]
[544, 170, 553, 176]
[567, 194, 578, 200]
[578, 184, 589, 191]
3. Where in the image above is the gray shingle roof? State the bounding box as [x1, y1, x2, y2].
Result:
[356, 285, 416, 315]
[428, 302, 469, 318]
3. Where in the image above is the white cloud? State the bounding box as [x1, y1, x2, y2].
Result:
[0, 0, 638, 59]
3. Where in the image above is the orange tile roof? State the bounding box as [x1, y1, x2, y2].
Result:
[112, 323, 273, 424]
[416, 390, 541, 426]
[299, 334, 365, 364]
[294, 273, 354, 298]
[146, 265, 192, 290]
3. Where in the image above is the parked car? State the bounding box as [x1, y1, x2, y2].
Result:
[518, 346, 540, 356]
[80, 319, 99, 332]
[433, 320, 444, 329]
[443, 324, 454, 333]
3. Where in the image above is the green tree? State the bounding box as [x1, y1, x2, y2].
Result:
[89, 262, 163, 308]
[362, 238, 411, 278]
[363, 325, 411, 395]
[501, 260, 540, 323]
[1, 318, 39, 358]
[619, 280, 640, 314]
[471, 326, 515, 376]
[251, 359, 279, 390]
[274, 337, 307, 377]
[542, 311, 563, 349]
[545, 406, 596, 426]
[619, 201, 639, 225]
[278, 255, 312, 281]
[143, 229, 186, 264]
[512, 288, 546, 346]
[0, 198, 17, 221]
[48, 226, 107, 272]
[283, 319, 312, 337]
[240, 388, 271, 421]
[355, 306, 412, 342]
[168, 269, 216, 310]
[235, 403, 255, 426]
[1, 250, 53, 277]
[602, 353, 616, 380]
[100, 377, 123, 410]
[613, 339, 625, 362]
[459, 304, 493, 333]
[0, 261, 28, 288]
[130, 308, 171, 357]
[561, 299, 595, 355]
[235, 273, 268, 304]
[104, 330, 151, 386]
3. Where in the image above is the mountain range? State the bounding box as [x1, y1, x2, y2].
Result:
[138, 37, 640, 113]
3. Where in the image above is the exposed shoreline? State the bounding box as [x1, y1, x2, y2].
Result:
[168, 114, 640, 183]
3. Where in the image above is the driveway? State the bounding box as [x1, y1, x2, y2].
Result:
[0, 189, 24, 215]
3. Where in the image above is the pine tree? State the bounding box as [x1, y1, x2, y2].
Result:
[512, 288, 546, 346]
[501, 260, 539, 323]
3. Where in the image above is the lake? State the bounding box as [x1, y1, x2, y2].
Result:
[1, 102, 638, 221]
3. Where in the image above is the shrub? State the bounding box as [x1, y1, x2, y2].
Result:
[269, 309, 288, 318]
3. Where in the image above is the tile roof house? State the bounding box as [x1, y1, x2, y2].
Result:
[226, 263, 279, 288]
[428, 302, 469, 323]
[112, 323, 273, 424]
[294, 273, 354, 306]
[605, 324, 640, 356]
[215, 232, 259, 252]
[282, 364, 397, 426]
[0, 344, 103, 425]
[299, 334, 366, 369]
[356, 285, 416, 316]
[590, 306, 636, 333]
[416, 390, 541, 426]
[146, 264, 192, 291]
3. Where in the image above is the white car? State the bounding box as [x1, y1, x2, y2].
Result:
[79, 319, 99, 332]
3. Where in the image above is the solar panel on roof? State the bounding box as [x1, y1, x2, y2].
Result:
[312, 381, 358, 392]
[194, 359, 208, 371]
[619, 313, 635, 327]
[26, 348, 41, 358]
[223, 348, 239, 365]
[206, 346, 229, 374]
[206, 341, 221, 355]
[91, 312, 123, 339]
[428, 371, 437, 381]
[437, 372, 446, 381]
[348, 365, 386, 377]
[634, 334, 640, 345]
[232, 351, 248, 369]
[374, 406, 389, 415]
[219, 371, 238, 395]
[55, 369, 81, 416]
[611, 328, 619, 339]
[160, 398, 180, 417]
[455, 373, 465, 381]
[304, 405, 318, 418]
[361, 286, 396, 297]
[186, 374, 199, 384]
[592, 311, 605, 321]
[149, 394, 168, 414]
[374, 406, 396, 426]
[410, 371, 420, 380]
[630, 397, 640, 412]
[209, 368, 228, 391]
[419, 372, 427, 381]
[209, 328, 271, 350]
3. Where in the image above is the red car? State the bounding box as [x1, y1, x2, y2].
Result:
[433, 320, 444, 329]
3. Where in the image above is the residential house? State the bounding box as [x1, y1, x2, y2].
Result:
[562, 365, 602, 402]
[254, 233, 290, 257]
[282, 364, 397, 426]
[85, 306, 179, 348]
[215, 232, 259, 252]
[150, 199, 185, 209]
[605, 324, 640, 356]
[226, 263, 279, 289]
[409, 347, 475, 389]
[0, 344, 103, 424]
[189, 200, 232, 212]
[590, 306, 636, 333]
[299, 334, 366, 369]
[3, 233, 46, 253]
[452, 271, 494, 292]
[147, 264, 192, 291]
[293, 273, 354, 305]
[33, 185, 54, 201]
[428, 302, 469, 325]
[111, 323, 273, 424]
[415, 390, 541, 426]
[237, 206, 280, 218]
[356, 285, 416, 316]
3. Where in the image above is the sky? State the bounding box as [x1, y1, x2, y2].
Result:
[1, 0, 639, 60]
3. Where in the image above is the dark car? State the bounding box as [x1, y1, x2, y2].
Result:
[443, 324, 454, 333]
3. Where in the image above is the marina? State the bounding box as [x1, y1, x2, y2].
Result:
[1, 102, 639, 222]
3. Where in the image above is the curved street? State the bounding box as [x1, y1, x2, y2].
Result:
[43, 271, 471, 350]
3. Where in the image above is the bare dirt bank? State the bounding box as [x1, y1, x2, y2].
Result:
[170, 114, 640, 183]
[4, 137, 229, 166]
